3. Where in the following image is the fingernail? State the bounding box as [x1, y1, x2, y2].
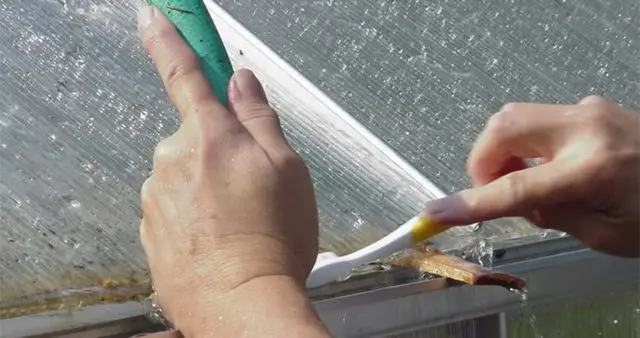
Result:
[137, 1, 156, 29]
[424, 194, 471, 225]
[231, 69, 267, 102]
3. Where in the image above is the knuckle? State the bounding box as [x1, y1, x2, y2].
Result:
[579, 95, 617, 108]
[273, 150, 305, 171]
[139, 220, 149, 244]
[581, 94, 606, 104]
[268, 150, 309, 181]
[499, 102, 521, 114]
[236, 103, 278, 124]
[574, 108, 612, 142]
[582, 105, 609, 122]
[139, 219, 156, 256]
[141, 25, 168, 52]
[461, 189, 483, 212]
[153, 137, 181, 166]
[485, 108, 515, 136]
[575, 99, 613, 124]
[142, 22, 178, 56]
[163, 54, 201, 94]
[501, 171, 528, 205]
[140, 178, 154, 209]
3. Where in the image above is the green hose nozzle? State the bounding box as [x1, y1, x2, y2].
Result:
[146, 0, 234, 107]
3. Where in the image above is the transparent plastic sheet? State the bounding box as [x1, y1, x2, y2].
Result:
[0, 0, 476, 318]
[0, 0, 638, 322]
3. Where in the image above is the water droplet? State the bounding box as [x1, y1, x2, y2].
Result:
[509, 287, 529, 307]
[527, 313, 544, 338]
[336, 271, 353, 283]
[69, 200, 81, 208]
[81, 161, 94, 171]
[49, 134, 57, 142]
[475, 238, 494, 267]
[351, 214, 365, 230]
[529, 314, 537, 326]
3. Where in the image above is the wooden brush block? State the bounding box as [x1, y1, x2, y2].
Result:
[392, 250, 526, 290]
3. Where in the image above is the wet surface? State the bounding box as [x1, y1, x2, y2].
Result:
[0, 0, 638, 314]
[217, 0, 640, 193]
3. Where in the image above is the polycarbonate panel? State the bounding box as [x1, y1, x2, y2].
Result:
[1, 0, 637, 319]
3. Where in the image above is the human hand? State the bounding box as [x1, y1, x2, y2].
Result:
[137, 5, 320, 334]
[425, 96, 640, 257]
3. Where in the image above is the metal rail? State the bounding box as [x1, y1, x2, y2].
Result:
[315, 240, 639, 337]
[2, 237, 637, 338]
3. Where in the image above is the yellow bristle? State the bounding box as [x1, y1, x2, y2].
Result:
[410, 216, 449, 244]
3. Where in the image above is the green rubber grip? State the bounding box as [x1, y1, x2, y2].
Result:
[147, 0, 234, 107]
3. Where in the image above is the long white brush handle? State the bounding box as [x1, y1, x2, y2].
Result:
[343, 216, 418, 264]
[306, 217, 419, 288]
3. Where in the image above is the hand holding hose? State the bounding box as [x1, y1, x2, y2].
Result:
[137, 5, 329, 337]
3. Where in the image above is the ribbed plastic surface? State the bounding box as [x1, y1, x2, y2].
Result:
[0, 0, 637, 319]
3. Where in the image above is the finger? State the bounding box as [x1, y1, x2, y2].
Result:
[468, 103, 573, 186]
[426, 159, 588, 225]
[228, 69, 290, 151]
[137, 4, 230, 123]
[470, 156, 529, 188]
[579, 95, 608, 105]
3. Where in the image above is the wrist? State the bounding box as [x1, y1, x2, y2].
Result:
[177, 275, 330, 338]
[194, 235, 311, 292]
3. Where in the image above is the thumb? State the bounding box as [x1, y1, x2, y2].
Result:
[228, 69, 289, 151]
[425, 160, 586, 225]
